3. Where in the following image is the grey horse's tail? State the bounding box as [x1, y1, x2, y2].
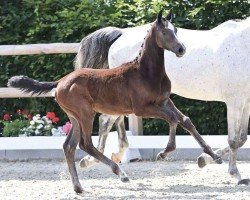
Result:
[8, 75, 58, 95]
[74, 27, 123, 69]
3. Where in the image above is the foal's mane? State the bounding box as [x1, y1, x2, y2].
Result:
[132, 23, 153, 63]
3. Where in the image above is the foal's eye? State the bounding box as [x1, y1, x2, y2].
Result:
[174, 27, 178, 34]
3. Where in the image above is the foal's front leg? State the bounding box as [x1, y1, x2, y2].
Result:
[156, 123, 177, 160]
[166, 99, 222, 164]
[134, 103, 179, 160]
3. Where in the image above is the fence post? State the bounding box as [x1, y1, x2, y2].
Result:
[128, 114, 143, 135]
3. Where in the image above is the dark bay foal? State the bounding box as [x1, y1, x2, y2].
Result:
[8, 11, 222, 193]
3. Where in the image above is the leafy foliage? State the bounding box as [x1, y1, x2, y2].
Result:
[0, 0, 249, 135]
[2, 119, 29, 137]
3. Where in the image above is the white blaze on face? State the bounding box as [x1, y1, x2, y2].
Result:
[167, 22, 177, 37]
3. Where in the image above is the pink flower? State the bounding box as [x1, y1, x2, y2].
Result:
[62, 122, 72, 135]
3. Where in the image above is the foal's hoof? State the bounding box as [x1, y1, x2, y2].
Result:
[197, 156, 207, 168]
[214, 157, 223, 164]
[79, 156, 97, 168]
[121, 176, 130, 183]
[74, 185, 83, 194]
[238, 178, 250, 185]
[156, 152, 166, 161]
[111, 153, 122, 164]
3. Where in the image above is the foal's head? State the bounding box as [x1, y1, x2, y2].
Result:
[154, 10, 186, 57]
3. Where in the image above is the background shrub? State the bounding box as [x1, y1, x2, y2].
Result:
[2, 119, 29, 137]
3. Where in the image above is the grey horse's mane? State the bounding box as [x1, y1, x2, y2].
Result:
[74, 27, 122, 69]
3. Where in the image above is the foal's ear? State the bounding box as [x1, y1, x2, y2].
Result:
[166, 11, 173, 22]
[157, 10, 163, 23]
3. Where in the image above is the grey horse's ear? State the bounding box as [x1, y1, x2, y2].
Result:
[166, 12, 173, 22]
[157, 10, 163, 23]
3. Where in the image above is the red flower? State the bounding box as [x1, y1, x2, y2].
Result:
[3, 113, 11, 121]
[52, 117, 60, 124]
[17, 109, 22, 115]
[27, 114, 33, 120]
[22, 109, 29, 116]
[46, 112, 59, 124]
[46, 112, 56, 120]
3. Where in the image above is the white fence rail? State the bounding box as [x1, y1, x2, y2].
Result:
[0, 88, 54, 98]
[0, 43, 79, 55]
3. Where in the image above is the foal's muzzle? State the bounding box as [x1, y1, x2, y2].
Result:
[175, 44, 186, 57]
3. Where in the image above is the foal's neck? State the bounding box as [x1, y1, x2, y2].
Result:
[138, 27, 165, 77]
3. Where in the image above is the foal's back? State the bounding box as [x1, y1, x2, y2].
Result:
[56, 62, 139, 115]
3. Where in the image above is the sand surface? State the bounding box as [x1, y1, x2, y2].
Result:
[0, 160, 250, 200]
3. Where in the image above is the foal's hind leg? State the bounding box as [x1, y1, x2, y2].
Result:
[80, 114, 119, 168]
[166, 99, 222, 164]
[198, 147, 229, 168]
[63, 117, 83, 193]
[78, 109, 129, 182]
[111, 116, 129, 163]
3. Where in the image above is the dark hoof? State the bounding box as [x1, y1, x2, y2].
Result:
[156, 152, 166, 161]
[74, 185, 83, 194]
[121, 176, 130, 183]
[238, 179, 250, 185]
[197, 156, 206, 168]
[214, 157, 223, 164]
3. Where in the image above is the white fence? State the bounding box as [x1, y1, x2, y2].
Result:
[0, 43, 143, 134]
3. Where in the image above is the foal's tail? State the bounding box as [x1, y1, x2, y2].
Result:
[74, 26, 123, 70]
[7, 75, 58, 95]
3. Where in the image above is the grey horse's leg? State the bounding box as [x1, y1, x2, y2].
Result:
[63, 117, 83, 193]
[198, 101, 250, 184]
[227, 101, 250, 185]
[163, 99, 222, 163]
[111, 116, 129, 163]
[79, 114, 119, 168]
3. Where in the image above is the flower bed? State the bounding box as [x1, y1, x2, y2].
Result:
[0, 110, 71, 137]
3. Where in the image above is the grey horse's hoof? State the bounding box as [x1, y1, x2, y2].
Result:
[74, 185, 83, 194]
[156, 152, 166, 161]
[79, 156, 97, 168]
[238, 179, 250, 185]
[197, 156, 207, 168]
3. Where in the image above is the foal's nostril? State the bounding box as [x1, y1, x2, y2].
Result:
[178, 47, 184, 54]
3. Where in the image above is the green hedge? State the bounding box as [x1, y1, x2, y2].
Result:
[0, 0, 249, 135]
